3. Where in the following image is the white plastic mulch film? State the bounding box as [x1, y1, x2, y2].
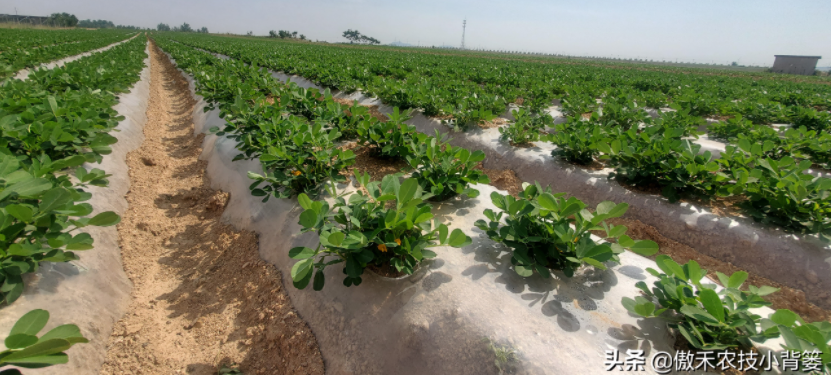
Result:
[13, 33, 142, 81]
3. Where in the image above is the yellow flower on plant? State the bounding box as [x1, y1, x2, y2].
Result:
[395, 239, 401, 245]
[292, 170, 302, 176]
[377, 243, 388, 252]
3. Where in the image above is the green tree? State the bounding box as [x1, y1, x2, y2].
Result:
[78, 19, 114, 28]
[48, 13, 78, 27]
[157, 23, 171, 31]
[342, 29, 361, 43]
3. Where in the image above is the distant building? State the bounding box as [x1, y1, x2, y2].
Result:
[771, 55, 822, 75]
[0, 14, 50, 26]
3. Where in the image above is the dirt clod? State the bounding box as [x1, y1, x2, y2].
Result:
[140, 156, 156, 166]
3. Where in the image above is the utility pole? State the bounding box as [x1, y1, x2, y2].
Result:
[460, 18, 466, 50]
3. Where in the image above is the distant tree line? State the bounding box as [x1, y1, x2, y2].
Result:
[47, 13, 78, 27]
[78, 19, 148, 30]
[78, 19, 114, 28]
[156, 22, 208, 33]
[268, 30, 306, 40]
[342, 29, 379, 45]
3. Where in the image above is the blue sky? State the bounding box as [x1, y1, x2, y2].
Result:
[3, 0, 829, 66]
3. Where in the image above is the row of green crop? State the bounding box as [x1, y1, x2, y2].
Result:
[0, 34, 147, 301]
[0, 28, 129, 52]
[156, 36, 831, 371]
[545, 108, 831, 237]
[154, 35, 663, 286]
[166, 35, 831, 169]
[0, 30, 136, 79]
[0, 33, 148, 370]
[164, 33, 830, 129]
[366, 43, 831, 84]
[163, 33, 831, 240]
[0, 35, 147, 300]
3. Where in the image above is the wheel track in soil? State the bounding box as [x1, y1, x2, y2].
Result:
[98, 40, 324, 375]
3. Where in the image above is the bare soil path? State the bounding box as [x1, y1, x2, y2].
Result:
[99, 41, 324, 375]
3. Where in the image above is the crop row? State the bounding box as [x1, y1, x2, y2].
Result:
[0, 29, 136, 79]
[165, 33, 830, 129]
[547, 111, 831, 237]
[0, 28, 132, 52]
[0, 32, 148, 370]
[164, 34, 831, 242]
[155, 35, 831, 370]
[0, 35, 148, 307]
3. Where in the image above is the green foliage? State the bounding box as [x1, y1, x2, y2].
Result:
[792, 106, 831, 132]
[765, 310, 831, 373]
[600, 126, 729, 202]
[290, 174, 472, 289]
[218, 364, 244, 375]
[0, 37, 145, 305]
[549, 116, 608, 165]
[356, 107, 416, 159]
[0, 309, 88, 372]
[0, 153, 120, 303]
[560, 90, 597, 117]
[47, 13, 79, 27]
[320, 99, 374, 140]
[634, 90, 668, 109]
[342, 29, 380, 45]
[598, 94, 651, 130]
[475, 182, 658, 278]
[652, 108, 706, 137]
[0, 29, 135, 79]
[247, 120, 355, 199]
[720, 98, 789, 125]
[174, 23, 194, 33]
[709, 115, 756, 141]
[499, 108, 551, 145]
[445, 105, 500, 132]
[482, 338, 518, 375]
[623, 255, 780, 350]
[153, 33, 831, 250]
[730, 154, 831, 238]
[671, 90, 719, 117]
[407, 131, 489, 201]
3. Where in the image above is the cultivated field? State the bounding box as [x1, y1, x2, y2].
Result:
[0, 28, 829, 374]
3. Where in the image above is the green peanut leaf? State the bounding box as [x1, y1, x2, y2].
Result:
[628, 240, 659, 256]
[726, 271, 748, 289]
[88, 211, 121, 227]
[299, 209, 318, 228]
[288, 247, 315, 260]
[10, 309, 49, 337]
[38, 324, 88, 344]
[447, 229, 471, 247]
[698, 289, 725, 323]
[290, 258, 313, 282]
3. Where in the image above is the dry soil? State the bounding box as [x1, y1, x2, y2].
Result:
[99, 42, 324, 375]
